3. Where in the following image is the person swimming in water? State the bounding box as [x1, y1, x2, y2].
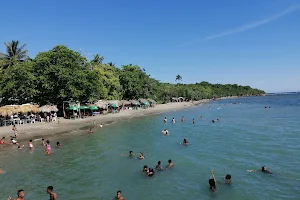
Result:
[209, 171, 217, 192]
[42, 138, 46, 146]
[18, 145, 25, 150]
[172, 118, 176, 123]
[147, 168, 155, 177]
[192, 118, 195, 124]
[45, 140, 52, 155]
[8, 189, 26, 200]
[139, 152, 145, 160]
[89, 128, 94, 134]
[28, 140, 34, 150]
[200, 115, 203, 119]
[162, 129, 169, 135]
[166, 159, 174, 168]
[46, 186, 58, 200]
[121, 151, 135, 158]
[247, 166, 272, 174]
[99, 124, 103, 128]
[225, 174, 231, 184]
[156, 161, 163, 170]
[183, 138, 189, 145]
[164, 117, 167, 123]
[56, 142, 61, 148]
[114, 190, 125, 200]
[181, 116, 185, 122]
[142, 165, 148, 175]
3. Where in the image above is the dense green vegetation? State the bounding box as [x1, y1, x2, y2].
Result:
[0, 40, 265, 107]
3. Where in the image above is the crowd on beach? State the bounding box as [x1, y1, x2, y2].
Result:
[0, 104, 275, 199]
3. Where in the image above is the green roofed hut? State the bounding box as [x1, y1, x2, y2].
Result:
[130, 100, 140, 110]
[138, 99, 150, 109]
[107, 100, 121, 113]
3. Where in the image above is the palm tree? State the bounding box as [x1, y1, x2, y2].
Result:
[91, 54, 104, 65]
[175, 74, 182, 82]
[0, 40, 29, 68]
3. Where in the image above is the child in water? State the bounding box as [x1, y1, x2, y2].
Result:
[139, 152, 145, 160]
[209, 171, 217, 192]
[56, 142, 61, 148]
[45, 140, 52, 155]
[28, 140, 34, 150]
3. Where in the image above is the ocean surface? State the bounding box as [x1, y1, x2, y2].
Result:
[1, 95, 300, 200]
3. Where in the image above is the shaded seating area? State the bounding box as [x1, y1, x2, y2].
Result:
[148, 99, 157, 107]
[107, 100, 121, 113]
[130, 100, 140, 110]
[138, 99, 150, 109]
[121, 100, 131, 110]
[95, 100, 108, 114]
[38, 105, 59, 122]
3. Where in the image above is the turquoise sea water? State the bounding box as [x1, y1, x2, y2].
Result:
[1, 95, 300, 200]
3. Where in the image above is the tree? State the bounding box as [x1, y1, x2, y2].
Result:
[0, 40, 29, 69]
[91, 54, 104, 65]
[175, 74, 182, 82]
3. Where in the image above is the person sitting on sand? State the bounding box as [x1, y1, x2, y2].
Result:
[89, 128, 94, 134]
[114, 190, 125, 200]
[166, 159, 174, 168]
[156, 161, 163, 170]
[45, 140, 52, 155]
[247, 166, 272, 174]
[183, 139, 189, 145]
[28, 140, 34, 150]
[56, 142, 61, 148]
[209, 171, 217, 192]
[8, 189, 26, 200]
[139, 152, 144, 160]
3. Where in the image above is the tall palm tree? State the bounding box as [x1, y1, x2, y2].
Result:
[91, 54, 104, 65]
[175, 74, 182, 82]
[0, 40, 29, 68]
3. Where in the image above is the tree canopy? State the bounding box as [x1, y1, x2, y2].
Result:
[0, 41, 265, 107]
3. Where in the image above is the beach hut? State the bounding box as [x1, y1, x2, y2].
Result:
[107, 100, 121, 113]
[121, 100, 131, 110]
[95, 100, 108, 114]
[138, 99, 150, 109]
[130, 100, 140, 110]
[89, 105, 99, 115]
[148, 99, 157, 107]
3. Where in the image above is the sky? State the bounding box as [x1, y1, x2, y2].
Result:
[1, 0, 300, 93]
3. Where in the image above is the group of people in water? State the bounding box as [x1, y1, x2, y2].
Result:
[7, 186, 58, 200]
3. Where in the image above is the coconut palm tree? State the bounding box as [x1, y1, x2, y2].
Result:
[175, 74, 182, 82]
[91, 54, 104, 65]
[0, 40, 29, 68]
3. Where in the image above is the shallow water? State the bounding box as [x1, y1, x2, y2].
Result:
[1, 95, 300, 200]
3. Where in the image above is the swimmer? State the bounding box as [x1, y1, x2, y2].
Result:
[142, 165, 148, 174]
[156, 161, 163, 170]
[99, 124, 103, 128]
[212, 119, 219, 123]
[162, 129, 169, 135]
[192, 118, 195, 124]
[114, 190, 125, 200]
[247, 166, 272, 174]
[11, 138, 18, 145]
[183, 138, 189, 145]
[42, 138, 46, 146]
[200, 116, 203, 119]
[56, 142, 61, 148]
[8, 189, 26, 200]
[0, 168, 3, 174]
[121, 151, 135, 158]
[164, 117, 167, 123]
[46, 186, 58, 200]
[166, 159, 174, 168]
[225, 174, 231, 184]
[181, 116, 185, 122]
[0, 137, 7, 144]
[89, 128, 94, 134]
[148, 168, 155, 177]
[28, 140, 34, 149]
[172, 118, 176, 123]
[93, 120, 96, 127]
[139, 152, 144, 160]
[209, 171, 217, 192]
[45, 140, 52, 155]
[18, 145, 24, 149]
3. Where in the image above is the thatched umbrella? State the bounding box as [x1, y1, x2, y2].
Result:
[95, 100, 108, 109]
[121, 100, 131, 106]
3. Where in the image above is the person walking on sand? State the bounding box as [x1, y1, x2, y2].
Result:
[47, 186, 58, 200]
[8, 189, 26, 200]
[12, 125, 18, 138]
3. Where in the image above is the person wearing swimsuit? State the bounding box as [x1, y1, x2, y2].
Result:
[8, 189, 26, 200]
[45, 140, 52, 155]
[47, 186, 58, 200]
[28, 140, 34, 150]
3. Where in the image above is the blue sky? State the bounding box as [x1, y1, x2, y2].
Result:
[1, 0, 300, 92]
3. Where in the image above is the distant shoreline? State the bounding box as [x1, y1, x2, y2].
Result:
[0, 96, 244, 151]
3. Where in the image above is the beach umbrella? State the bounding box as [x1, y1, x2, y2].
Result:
[50, 105, 58, 112]
[89, 105, 98, 110]
[110, 103, 118, 108]
[80, 105, 89, 110]
[68, 105, 78, 111]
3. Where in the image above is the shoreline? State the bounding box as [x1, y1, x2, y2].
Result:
[0, 100, 212, 148]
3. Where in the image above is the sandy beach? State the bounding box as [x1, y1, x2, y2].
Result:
[0, 100, 211, 147]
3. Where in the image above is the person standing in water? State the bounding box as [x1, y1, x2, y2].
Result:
[28, 140, 34, 150]
[166, 159, 174, 168]
[183, 139, 189, 145]
[156, 161, 163, 170]
[209, 171, 217, 192]
[46, 186, 58, 200]
[164, 117, 167, 123]
[247, 166, 272, 174]
[12, 125, 18, 138]
[139, 152, 145, 160]
[181, 116, 185, 122]
[192, 118, 195, 124]
[172, 118, 176, 123]
[42, 138, 46, 146]
[56, 142, 61, 148]
[93, 120, 96, 127]
[8, 189, 26, 200]
[89, 128, 93, 134]
[114, 191, 125, 200]
[45, 140, 52, 155]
